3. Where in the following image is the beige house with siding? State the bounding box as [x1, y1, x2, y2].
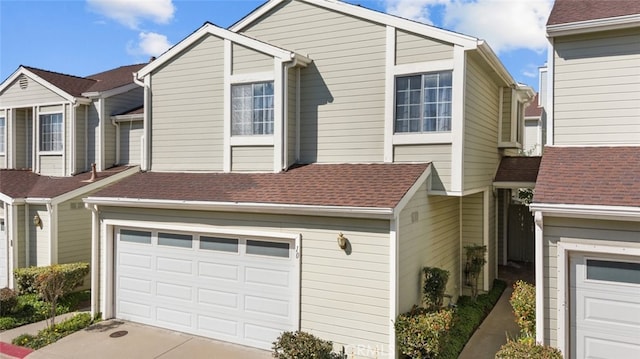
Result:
[530, 1, 640, 358]
[84, 1, 533, 357]
[0, 64, 143, 288]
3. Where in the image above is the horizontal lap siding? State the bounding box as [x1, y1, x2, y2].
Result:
[287, 67, 297, 165]
[39, 156, 63, 176]
[542, 217, 640, 347]
[29, 205, 49, 266]
[461, 192, 483, 295]
[14, 110, 29, 169]
[398, 183, 461, 312]
[119, 120, 143, 165]
[553, 28, 640, 145]
[500, 88, 512, 143]
[0, 75, 65, 107]
[99, 207, 391, 354]
[393, 144, 451, 191]
[57, 195, 92, 264]
[16, 205, 26, 267]
[75, 106, 86, 171]
[395, 30, 453, 65]
[231, 146, 274, 171]
[105, 88, 144, 168]
[242, 0, 386, 163]
[464, 55, 500, 190]
[232, 44, 273, 75]
[151, 35, 224, 171]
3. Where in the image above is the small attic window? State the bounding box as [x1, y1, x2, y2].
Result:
[19, 75, 28, 90]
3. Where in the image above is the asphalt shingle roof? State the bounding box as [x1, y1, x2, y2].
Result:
[533, 146, 640, 207]
[91, 163, 430, 208]
[494, 156, 542, 183]
[547, 0, 640, 26]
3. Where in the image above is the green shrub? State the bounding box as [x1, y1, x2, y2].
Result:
[510, 280, 536, 337]
[496, 339, 563, 359]
[0, 287, 18, 315]
[14, 263, 89, 295]
[0, 290, 90, 330]
[12, 312, 94, 350]
[272, 330, 340, 359]
[395, 306, 453, 359]
[422, 267, 449, 310]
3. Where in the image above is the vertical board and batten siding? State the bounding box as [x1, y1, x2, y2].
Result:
[151, 35, 225, 172]
[98, 207, 391, 354]
[393, 144, 451, 191]
[242, 0, 387, 163]
[0, 75, 66, 107]
[395, 30, 453, 65]
[463, 54, 501, 191]
[553, 28, 640, 145]
[75, 105, 87, 171]
[118, 120, 143, 165]
[16, 205, 26, 267]
[104, 88, 144, 168]
[232, 44, 273, 75]
[28, 205, 49, 266]
[398, 183, 461, 312]
[57, 195, 94, 264]
[231, 146, 274, 172]
[542, 217, 640, 347]
[500, 88, 512, 143]
[461, 192, 484, 294]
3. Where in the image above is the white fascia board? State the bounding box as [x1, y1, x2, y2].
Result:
[83, 197, 394, 219]
[392, 165, 431, 218]
[547, 14, 640, 37]
[0, 67, 77, 103]
[137, 23, 306, 78]
[82, 83, 140, 99]
[493, 181, 536, 189]
[475, 41, 516, 86]
[530, 203, 640, 221]
[229, 0, 478, 48]
[24, 198, 52, 205]
[50, 166, 140, 205]
[0, 193, 22, 204]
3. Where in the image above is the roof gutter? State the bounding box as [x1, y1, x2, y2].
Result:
[529, 203, 640, 221]
[547, 14, 640, 37]
[476, 41, 516, 85]
[82, 197, 395, 220]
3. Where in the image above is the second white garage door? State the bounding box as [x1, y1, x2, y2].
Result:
[570, 253, 640, 359]
[115, 228, 298, 350]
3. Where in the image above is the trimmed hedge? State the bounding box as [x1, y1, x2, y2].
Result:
[496, 339, 563, 359]
[0, 287, 18, 315]
[272, 331, 341, 359]
[511, 280, 536, 337]
[396, 307, 453, 359]
[14, 263, 89, 295]
[12, 312, 96, 350]
[0, 290, 90, 330]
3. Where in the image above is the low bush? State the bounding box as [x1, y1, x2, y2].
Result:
[395, 306, 454, 359]
[272, 330, 340, 359]
[510, 280, 536, 337]
[0, 287, 18, 315]
[496, 339, 563, 359]
[439, 279, 507, 359]
[14, 263, 89, 295]
[0, 290, 90, 330]
[422, 267, 449, 310]
[12, 312, 95, 350]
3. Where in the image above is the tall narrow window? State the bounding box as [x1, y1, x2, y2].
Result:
[0, 117, 5, 154]
[232, 82, 274, 135]
[40, 113, 63, 152]
[395, 71, 452, 133]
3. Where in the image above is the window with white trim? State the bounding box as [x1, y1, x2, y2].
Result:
[395, 71, 452, 133]
[0, 117, 5, 154]
[231, 82, 274, 135]
[40, 113, 63, 152]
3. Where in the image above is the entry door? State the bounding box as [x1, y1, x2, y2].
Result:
[570, 253, 640, 359]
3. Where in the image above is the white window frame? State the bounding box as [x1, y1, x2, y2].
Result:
[393, 70, 453, 135]
[0, 116, 5, 155]
[231, 81, 275, 137]
[39, 112, 63, 153]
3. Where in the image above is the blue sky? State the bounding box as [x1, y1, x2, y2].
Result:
[0, 0, 552, 91]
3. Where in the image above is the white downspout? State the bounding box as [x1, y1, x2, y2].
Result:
[24, 204, 30, 267]
[98, 99, 105, 172]
[133, 75, 150, 171]
[534, 211, 545, 344]
[84, 105, 89, 172]
[86, 203, 100, 318]
[282, 58, 299, 171]
[71, 102, 80, 175]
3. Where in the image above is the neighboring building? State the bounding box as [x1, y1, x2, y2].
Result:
[84, 1, 533, 357]
[523, 67, 547, 156]
[0, 64, 143, 288]
[530, 0, 640, 358]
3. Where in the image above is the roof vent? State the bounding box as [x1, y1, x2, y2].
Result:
[19, 75, 28, 90]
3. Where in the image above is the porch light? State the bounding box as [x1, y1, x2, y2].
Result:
[337, 232, 348, 250]
[33, 214, 42, 228]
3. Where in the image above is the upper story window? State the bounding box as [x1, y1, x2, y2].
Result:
[0, 117, 5, 154]
[40, 113, 63, 152]
[395, 71, 452, 133]
[231, 82, 274, 136]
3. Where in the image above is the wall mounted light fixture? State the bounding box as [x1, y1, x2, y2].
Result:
[337, 232, 348, 250]
[33, 214, 42, 228]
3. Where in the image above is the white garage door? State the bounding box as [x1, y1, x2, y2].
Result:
[115, 228, 298, 350]
[570, 253, 640, 359]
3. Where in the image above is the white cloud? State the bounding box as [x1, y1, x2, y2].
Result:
[127, 32, 172, 58]
[87, 0, 175, 29]
[383, 0, 553, 54]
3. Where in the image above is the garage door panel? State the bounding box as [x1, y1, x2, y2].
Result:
[198, 288, 239, 309]
[120, 252, 152, 269]
[581, 296, 640, 328]
[245, 265, 291, 288]
[198, 261, 239, 281]
[198, 315, 239, 337]
[244, 323, 285, 348]
[245, 295, 291, 319]
[119, 276, 153, 294]
[118, 300, 152, 320]
[156, 256, 194, 275]
[156, 306, 192, 328]
[156, 282, 193, 302]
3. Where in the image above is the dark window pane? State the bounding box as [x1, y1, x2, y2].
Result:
[200, 237, 238, 253]
[246, 240, 290, 258]
[587, 259, 640, 285]
[158, 232, 193, 248]
[120, 229, 152, 244]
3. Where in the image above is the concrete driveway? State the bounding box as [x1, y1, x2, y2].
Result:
[26, 320, 271, 359]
